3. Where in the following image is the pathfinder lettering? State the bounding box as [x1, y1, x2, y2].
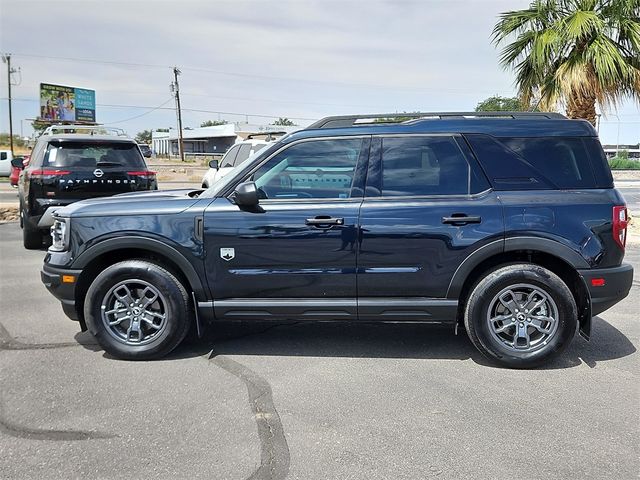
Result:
[64, 179, 136, 184]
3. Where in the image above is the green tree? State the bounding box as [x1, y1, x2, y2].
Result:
[475, 95, 526, 111]
[31, 119, 49, 136]
[135, 130, 152, 144]
[155, 128, 169, 133]
[200, 120, 228, 127]
[272, 117, 297, 126]
[492, 0, 640, 125]
[617, 149, 630, 160]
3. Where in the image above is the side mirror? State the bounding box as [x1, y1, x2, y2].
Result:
[233, 182, 259, 207]
[11, 158, 24, 169]
[209, 159, 219, 170]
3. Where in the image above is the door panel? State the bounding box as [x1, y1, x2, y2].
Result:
[203, 136, 370, 321]
[357, 134, 504, 320]
[358, 194, 503, 300]
[203, 198, 361, 318]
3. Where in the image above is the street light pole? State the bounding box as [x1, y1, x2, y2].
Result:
[172, 67, 185, 162]
[2, 54, 15, 155]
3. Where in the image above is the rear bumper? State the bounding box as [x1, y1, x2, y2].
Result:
[41, 264, 82, 321]
[579, 264, 634, 316]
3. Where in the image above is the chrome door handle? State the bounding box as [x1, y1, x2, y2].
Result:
[305, 216, 345, 227]
[442, 215, 482, 225]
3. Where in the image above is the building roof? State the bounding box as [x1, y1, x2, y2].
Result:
[152, 123, 299, 141]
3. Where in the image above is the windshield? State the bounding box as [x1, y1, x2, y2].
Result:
[199, 140, 283, 198]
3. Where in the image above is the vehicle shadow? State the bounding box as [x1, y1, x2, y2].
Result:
[168, 315, 636, 370]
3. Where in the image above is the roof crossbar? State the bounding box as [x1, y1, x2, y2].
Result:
[306, 111, 566, 129]
[42, 124, 128, 137]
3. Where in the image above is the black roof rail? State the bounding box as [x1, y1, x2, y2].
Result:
[246, 131, 287, 140]
[306, 111, 567, 129]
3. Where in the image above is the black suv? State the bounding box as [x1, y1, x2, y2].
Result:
[18, 126, 157, 249]
[41, 112, 633, 367]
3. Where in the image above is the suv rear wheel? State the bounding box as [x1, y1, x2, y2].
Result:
[84, 260, 192, 360]
[464, 263, 577, 368]
[22, 207, 43, 249]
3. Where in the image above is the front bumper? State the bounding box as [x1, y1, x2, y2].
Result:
[579, 263, 634, 316]
[41, 264, 82, 321]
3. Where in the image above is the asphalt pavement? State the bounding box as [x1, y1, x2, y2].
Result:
[0, 220, 638, 479]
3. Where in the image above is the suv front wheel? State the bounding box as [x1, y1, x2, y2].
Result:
[84, 260, 192, 360]
[464, 264, 578, 368]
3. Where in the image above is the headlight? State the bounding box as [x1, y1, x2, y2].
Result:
[50, 217, 70, 252]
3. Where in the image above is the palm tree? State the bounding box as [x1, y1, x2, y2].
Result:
[492, 0, 640, 125]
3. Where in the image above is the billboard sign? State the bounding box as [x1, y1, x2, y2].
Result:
[39, 83, 96, 123]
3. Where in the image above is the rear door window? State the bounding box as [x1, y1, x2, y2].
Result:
[234, 144, 253, 166]
[43, 142, 146, 169]
[377, 136, 487, 196]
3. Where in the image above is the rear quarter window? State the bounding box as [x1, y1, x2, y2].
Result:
[464, 134, 606, 190]
[499, 137, 596, 189]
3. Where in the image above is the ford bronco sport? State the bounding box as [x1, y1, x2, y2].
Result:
[41, 112, 633, 367]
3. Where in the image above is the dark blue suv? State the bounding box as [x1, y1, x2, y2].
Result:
[41, 112, 633, 367]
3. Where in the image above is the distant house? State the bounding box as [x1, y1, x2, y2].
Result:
[151, 123, 298, 157]
[601, 143, 640, 159]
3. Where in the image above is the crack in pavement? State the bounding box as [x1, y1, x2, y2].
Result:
[0, 395, 116, 441]
[207, 351, 290, 480]
[0, 321, 114, 441]
[1, 315, 292, 477]
[0, 322, 94, 351]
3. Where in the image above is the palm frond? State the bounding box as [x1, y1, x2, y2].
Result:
[493, 0, 640, 117]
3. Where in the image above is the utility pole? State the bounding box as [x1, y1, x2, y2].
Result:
[2, 54, 18, 156]
[171, 67, 185, 162]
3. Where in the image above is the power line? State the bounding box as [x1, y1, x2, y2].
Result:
[10, 53, 169, 71]
[9, 52, 512, 95]
[2, 97, 318, 122]
[103, 98, 174, 124]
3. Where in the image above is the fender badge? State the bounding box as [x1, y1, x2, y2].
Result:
[220, 247, 235, 261]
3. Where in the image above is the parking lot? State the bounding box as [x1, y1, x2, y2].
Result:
[0, 215, 638, 479]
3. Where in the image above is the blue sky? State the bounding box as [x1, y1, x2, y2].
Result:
[0, 0, 638, 144]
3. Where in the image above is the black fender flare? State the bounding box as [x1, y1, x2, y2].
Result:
[447, 236, 590, 299]
[72, 236, 207, 301]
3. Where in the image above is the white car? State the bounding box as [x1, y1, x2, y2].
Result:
[201, 134, 284, 188]
[0, 149, 15, 176]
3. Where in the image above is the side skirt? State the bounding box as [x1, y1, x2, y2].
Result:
[197, 298, 458, 323]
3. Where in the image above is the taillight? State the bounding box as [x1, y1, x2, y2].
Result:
[612, 206, 628, 249]
[30, 169, 71, 177]
[127, 171, 156, 177]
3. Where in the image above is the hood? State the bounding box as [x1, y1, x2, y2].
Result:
[55, 189, 204, 218]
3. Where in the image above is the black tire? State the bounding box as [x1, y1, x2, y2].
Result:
[84, 260, 192, 360]
[464, 263, 577, 368]
[22, 208, 43, 249]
